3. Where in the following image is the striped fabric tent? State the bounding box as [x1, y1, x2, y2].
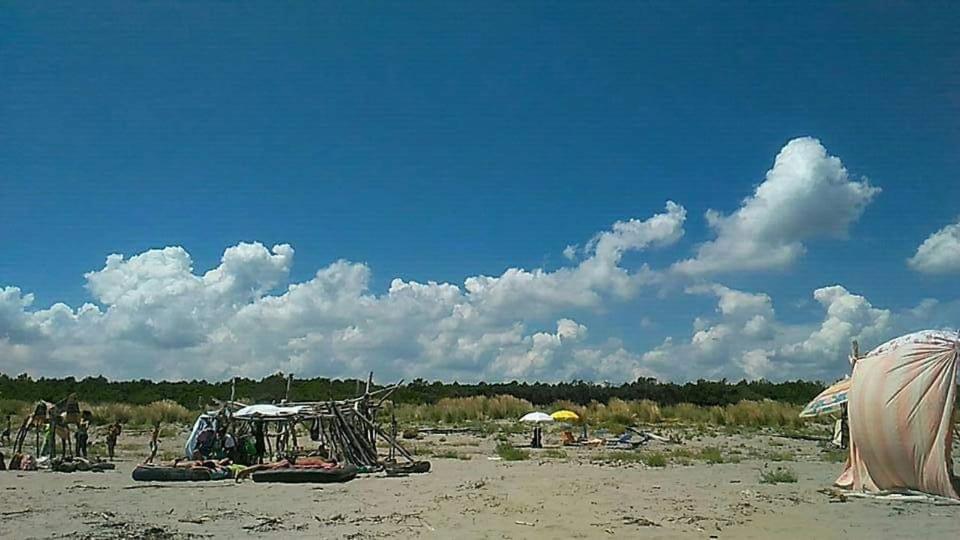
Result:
[834, 330, 960, 499]
[799, 378, 851, 418]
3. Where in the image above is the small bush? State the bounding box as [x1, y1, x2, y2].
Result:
[641, 452, 667, 467]
[495, 443, 529, 461]
[698, 446, 724, 464]
[541, 448, 568, 459]
[760, 467, 798, 484]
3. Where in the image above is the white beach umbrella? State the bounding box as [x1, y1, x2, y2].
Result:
[519, 412, 554, 423]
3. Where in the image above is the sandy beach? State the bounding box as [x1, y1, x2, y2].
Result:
[2, 426, 957, 540]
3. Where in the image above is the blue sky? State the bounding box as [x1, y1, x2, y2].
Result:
[1, 3, 958, 382]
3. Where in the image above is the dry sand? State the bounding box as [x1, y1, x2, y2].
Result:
[1, 426, 958, 539]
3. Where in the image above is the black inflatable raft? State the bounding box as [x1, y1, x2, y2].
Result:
[251, 464, 358, 484]
[383, 460, 431, 476]
[132, 465, 213, 482]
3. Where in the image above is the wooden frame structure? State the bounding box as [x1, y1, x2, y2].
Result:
[207, 373, 416, 469]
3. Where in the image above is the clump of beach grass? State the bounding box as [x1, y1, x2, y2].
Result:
[89, 400, 193, 426]
[495, 443, 529, 461]
[641, 451, 667, 467]
[760, 466, 798, 484]
[698, 446, 725, 464]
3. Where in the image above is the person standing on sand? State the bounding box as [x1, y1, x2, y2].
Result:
[75, 411, 91, 458]
[1, 414, 11, 445]
[146, 421, 161, 464]
[253, 420, 266, 464]
[106, 421, 122, 461]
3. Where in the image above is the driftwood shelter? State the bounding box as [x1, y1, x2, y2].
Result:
[189, 373, 421, 472]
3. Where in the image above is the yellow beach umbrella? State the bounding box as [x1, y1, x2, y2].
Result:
[551, 410, 580, 422]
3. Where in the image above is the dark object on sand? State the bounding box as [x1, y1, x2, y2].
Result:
[384, 460, 431, 477]
[51, 457, 115, 473]
[251, 464, 358, 484]
[132, 465, 213, 482]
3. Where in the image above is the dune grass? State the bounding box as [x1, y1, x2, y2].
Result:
[495, 443, 530, 461]
[697, 446, 725, 464]
[392, 395, 812, 430]
[760, 466, 798, 484]
[0, 398, 195, 427]
[88, 400, 194, 426]
[641, 451, 668, 467]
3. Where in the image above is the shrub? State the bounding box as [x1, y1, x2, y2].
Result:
[641, 452, 667, 467]
[760, 467, 798, 484]
[541, 448, 568, 459]
[698, 446, 724, 464]
[495, 443, 529, 461]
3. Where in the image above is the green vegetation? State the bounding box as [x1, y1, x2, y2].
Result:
[0, 372, 825, 410]
[760, 467, 798, 484]
[495, 443, 530, 461]
[641, 451, 667, 467]
[820, 449, 848, 463]
[541, 448, 568, 459]
[433, 449, 472, 460]
[698, 446, 725, 464]
[89, 399, 194, 425]
[0, 372, 834, 432]
[390, 396, 815, 429]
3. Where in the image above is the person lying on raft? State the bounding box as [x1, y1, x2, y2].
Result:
[234, 456, 338, 480]
[166, 457, 233, 470]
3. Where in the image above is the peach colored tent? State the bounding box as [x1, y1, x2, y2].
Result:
[835, 330, 960, 499]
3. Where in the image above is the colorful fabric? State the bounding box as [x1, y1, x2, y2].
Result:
[799, 378, 850, 417]
[835, 330, 960, 499]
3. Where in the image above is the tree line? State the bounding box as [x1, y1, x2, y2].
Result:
[0, 372, 825, 409]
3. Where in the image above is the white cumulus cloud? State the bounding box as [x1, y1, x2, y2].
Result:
[908, 220, 960, 274]
[674, 137, 880, 275]
[0, 205, 684, 382]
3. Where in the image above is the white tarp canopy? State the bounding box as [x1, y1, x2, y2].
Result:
[232, 404, 307, 419]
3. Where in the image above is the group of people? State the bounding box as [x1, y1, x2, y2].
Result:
[0, 410, 123, 464]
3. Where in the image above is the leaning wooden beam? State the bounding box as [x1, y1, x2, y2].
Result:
[330, 402, 378, 464]
[353, 410, 414, 461]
